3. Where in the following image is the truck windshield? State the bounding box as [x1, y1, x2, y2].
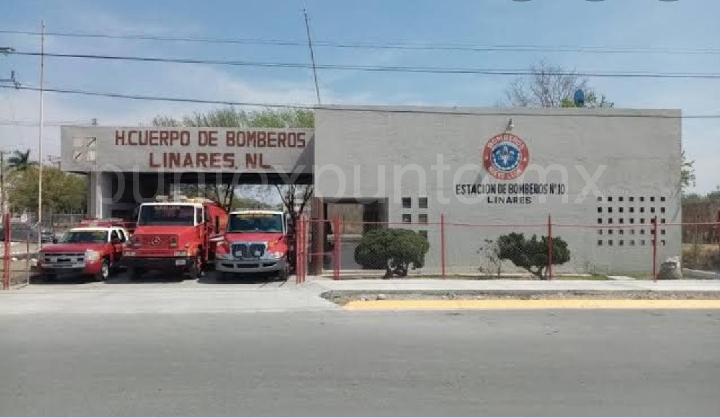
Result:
[228, 213, 283, 233]
[61, 230, 107, 244]
[138, 205, 196, 226]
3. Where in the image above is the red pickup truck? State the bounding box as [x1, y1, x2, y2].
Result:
[37, 221, 130, 281]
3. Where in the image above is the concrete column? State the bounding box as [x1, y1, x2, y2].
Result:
[87, 172, 112, 219]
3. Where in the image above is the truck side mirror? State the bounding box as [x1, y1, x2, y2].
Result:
[52, 238, 58, 244]
[214, 216, 220, 234]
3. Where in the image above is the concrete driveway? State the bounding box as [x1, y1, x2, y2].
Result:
[2, 274, 337, 315]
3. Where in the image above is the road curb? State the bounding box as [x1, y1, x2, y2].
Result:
[343, 299, 720, 311]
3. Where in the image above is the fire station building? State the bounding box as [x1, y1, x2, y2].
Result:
[62, 105, 682, 275]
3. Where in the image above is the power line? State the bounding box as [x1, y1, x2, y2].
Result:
[3, 29, 720, 56]
[10, 51, 720, 80]
[0, 83, 714, 119]
[0, 119, 94, 127]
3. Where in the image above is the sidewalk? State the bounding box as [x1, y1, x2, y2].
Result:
[309, 277, 720, 293]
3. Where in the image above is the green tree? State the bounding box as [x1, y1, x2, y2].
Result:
[152, 107, 314, 213]
[681, 150, 696, 192]
[8, 166, 87, 213]
[7, 149, 36, 171]
[354, 228, 430, 278]
[496, 232, 570, 280]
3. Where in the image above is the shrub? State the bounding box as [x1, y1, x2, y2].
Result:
[354, 228, 430, 278]
[477, 239, 502, 278]
[496, 232, 570, 279]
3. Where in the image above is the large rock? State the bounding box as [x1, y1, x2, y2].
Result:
[658, 256, 683, 280]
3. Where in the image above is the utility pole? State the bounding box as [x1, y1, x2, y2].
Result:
[36, 20, 45, 245]
[303, 9, 322, 106]
[303, 9, 326, 275]
[0, 151, 5, 222]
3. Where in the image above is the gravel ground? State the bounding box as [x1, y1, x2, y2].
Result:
[323, 290, 720, 305]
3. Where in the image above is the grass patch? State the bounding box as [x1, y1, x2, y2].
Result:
[322, 290, 720, 306]
[683, 243, 720, 271]
[553, 274, 609, 280]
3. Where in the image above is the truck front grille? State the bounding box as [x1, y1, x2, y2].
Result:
[43, 253, 85, 263]
[231, 243, 266, 259]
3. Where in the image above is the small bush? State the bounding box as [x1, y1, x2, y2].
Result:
[496, 232, 571, 280]
[354, 228, 430, 278]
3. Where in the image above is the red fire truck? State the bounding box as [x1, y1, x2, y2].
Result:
[123, 196, 228, 279]
[214, 210, 290, 281]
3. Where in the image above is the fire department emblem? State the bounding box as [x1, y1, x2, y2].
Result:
[482, 132, 530, 180]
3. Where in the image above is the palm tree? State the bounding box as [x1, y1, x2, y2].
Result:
[7, 149, 35, 171]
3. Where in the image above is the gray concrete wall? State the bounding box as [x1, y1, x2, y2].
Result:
[314, 106, 682, 275]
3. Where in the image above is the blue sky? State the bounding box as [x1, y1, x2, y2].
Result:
[1, 0, 719, 193]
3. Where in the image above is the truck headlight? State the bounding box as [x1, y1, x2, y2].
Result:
[85, 250, 101, 262]
[124, 251, 136, 257]
[268, 251, 284, 259]
[216, 252, 232, 260]
[174, 250, 188, 257]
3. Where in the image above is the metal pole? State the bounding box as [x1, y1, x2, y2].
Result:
[296, 215, 304, 284]
[300, 215, 307, 283]
[547, 215, 553, 280]
[37, 20, 45, 248]
[652, 216, 659, 281]
[0, 151, 5, 220]
[25, 227, 30, 286]
[333, 215, 341, 280]
[3, 211, 10, 290]
[303, 8, 322, 105]
[440, 214, 446, 279]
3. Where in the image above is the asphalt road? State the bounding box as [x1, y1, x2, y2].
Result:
[2, 310, 720, 416]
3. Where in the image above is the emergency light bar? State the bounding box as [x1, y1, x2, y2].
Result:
[79, 218, 130, 228]
[153, 195, 212, 204]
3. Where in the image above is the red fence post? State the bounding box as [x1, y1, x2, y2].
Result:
[295, 216, 301, 285]
[300, 215, 307, 283]
[547, 215, 553, 280]
[332, 215, 341, 281]
[716, 212, 720, 264]
[295, 215, 308, 285]
[25, 227, 31, 286]
[652, 216, 658, 281]
[3, 212, 11, 290]
[440, 214, 446, 279]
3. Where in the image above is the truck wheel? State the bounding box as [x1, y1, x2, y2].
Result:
[278, 265, 289, 281]
[95, 259, 110, 281]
